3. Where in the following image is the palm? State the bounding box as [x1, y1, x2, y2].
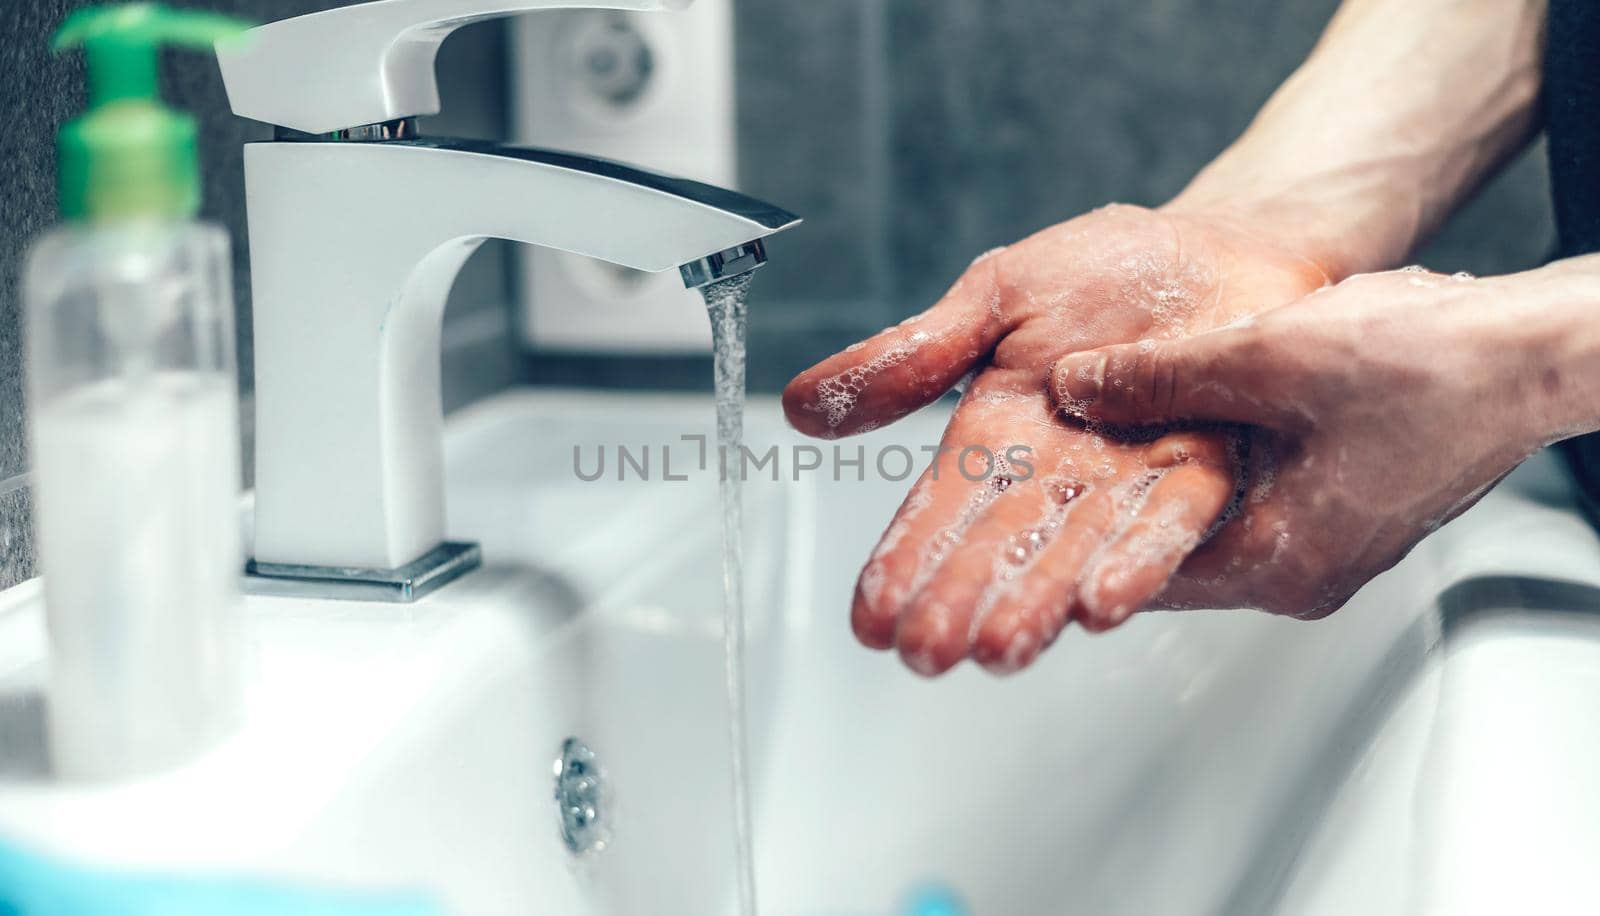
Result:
[784, 204, 1330, 674]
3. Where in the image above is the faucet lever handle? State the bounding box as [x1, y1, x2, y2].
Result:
[216, 0, 692, 135]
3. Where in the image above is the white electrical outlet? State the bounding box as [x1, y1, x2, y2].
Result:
[510, 0, 735, 353]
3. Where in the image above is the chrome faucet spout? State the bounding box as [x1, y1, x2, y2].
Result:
[680, 241, 769, 289]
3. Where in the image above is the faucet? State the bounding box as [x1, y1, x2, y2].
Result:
[214, 0, 798, 600]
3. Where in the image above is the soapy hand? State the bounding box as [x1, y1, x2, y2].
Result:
[783, 204, 1330, 674]
[1052, 267, 1565, 618]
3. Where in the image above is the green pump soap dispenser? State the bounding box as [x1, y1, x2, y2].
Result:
[23, 4, 254, 781]
[53, 3, 251, 220]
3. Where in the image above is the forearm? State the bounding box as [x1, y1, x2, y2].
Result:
[1169, 0, 1546, 279]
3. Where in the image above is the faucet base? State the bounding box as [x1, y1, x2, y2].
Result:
[245, 541, 482, 603]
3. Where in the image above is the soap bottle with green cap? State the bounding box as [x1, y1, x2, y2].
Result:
[22, 3, 253, 781]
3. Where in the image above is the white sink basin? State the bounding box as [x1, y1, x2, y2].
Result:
[1, 388, 1598, 916]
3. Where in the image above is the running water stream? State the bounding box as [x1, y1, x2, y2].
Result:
[700, 272, 758, 916]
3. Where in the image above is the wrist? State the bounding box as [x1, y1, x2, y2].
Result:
[1488, 258, 1600, 448]
[1164, 161, 1410, 282]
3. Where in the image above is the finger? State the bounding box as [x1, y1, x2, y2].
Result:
[851, 465, 966, 650]
[893, 471, 1070, 677]
[783, 257, 1010, 438]
[1075, 455, 1235, 631]
[968, 431, 1232, 661]
[969, 479, 1119, 671]
[1050, 328, 1303, 429]
[851, 436, 1003, 651]
[851, 369, 1043, 652]
[962, 476, 1096, 673]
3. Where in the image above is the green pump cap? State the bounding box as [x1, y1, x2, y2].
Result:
[52, 4, 253, 221]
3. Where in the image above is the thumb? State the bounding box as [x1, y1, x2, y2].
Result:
[1051, 327, 1294, 428]
[783, 257, 1010, 438]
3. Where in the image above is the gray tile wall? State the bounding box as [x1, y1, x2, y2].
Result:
[738, 0, 1554, 392]
[0, 0, 1559, 588]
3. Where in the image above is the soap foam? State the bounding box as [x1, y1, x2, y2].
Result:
[813, 338, 918, 428]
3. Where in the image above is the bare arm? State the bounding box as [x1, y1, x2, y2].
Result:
[781, 0, 1553, 675]
[1172, 0, 1547, 278]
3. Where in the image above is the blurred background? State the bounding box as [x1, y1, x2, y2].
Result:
[0, 0, 1556, 586]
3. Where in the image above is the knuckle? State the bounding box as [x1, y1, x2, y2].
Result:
[1150, 352, 1180, 418]
[1106, 350, 1153, 414]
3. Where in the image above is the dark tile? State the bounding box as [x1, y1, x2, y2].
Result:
[884, 0, 1341, 308]
[1416, 143, 1556, 275]
[735, 0, 882, 311]
[428, 18, 518, 325]
[443, 315, 523, 413]
[1, 0, 85, 482]
[0, 484, 37, 591]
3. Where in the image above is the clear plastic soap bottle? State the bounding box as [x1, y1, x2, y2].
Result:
[22, 5, 253, 780]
